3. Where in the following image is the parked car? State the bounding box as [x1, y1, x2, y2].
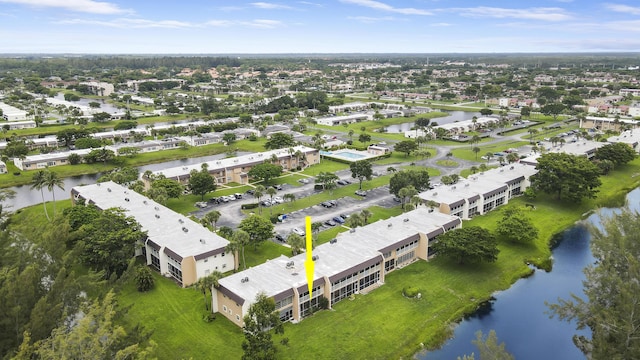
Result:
[272, 184, 283, 190]
[324, 219, 337, 227]
[298, 178, 310, 184]
[261, 200, 272, 207]
[219, 196, 230, 203]
[225, 195, 236, 201]
[234, 193, 243, 199]
[272, 196, 284, 204]
[274, 234, 286, 242]
[321, 201, 334, 208]
[355, 189, 367, 196]
[339, 213, 349, 220]
[195, 202, 207, 208]
[393, 196, 401, 202]
[292, 227, 305, 236]
[208, 197, 220, 204]
[333, 216, 346, 224]
[336, 180, 348, 186]
[246, 189, 256, 195]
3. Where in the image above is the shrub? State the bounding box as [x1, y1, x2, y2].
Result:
[134, 265, 155, 292]
[318, 296, 329, 310]
[402, 286, 420, 298]
[269, 213, 283, 224]
[13, 172, 20, 176]
[241, 203, 259, 210]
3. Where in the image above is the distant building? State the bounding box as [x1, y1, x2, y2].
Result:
[14, 149, 93, 171]
[315, 114, 370, 126]
[79, 81, 115, 97]
[71, 181, 233, 287]
[0, 102, 28, 121]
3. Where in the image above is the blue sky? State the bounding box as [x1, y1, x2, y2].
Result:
[1, 0, 639, 53]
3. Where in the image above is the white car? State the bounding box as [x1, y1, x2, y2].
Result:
[292, 227, 305, 236]
[273, 196, 284, 204]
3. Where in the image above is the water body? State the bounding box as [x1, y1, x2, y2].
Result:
[420, 189, 640, 360]
[385, 110, 481, 133]
[6, 152, 249, 210]
[51, 93, 121, 113]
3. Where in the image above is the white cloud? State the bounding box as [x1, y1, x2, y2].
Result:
[251, 2, 293, 10]
[57, 18, 194, 28]
[245, 19, 284, 28]
[430, 22, 452, 27]
[340, 0, 432, 15]
[347, 15, 396, 23]
[605, 3, 640, 15]
[298, 1, 322, 7]
[0, 0, 129, 14]
[456, 7, 572, 21]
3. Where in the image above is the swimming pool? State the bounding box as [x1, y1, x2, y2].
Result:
[320, 149, 379, 162]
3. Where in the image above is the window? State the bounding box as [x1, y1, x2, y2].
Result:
[223, 305, 228, 312]
[236, 315, 240, 321]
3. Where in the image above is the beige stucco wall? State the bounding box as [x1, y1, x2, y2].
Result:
[181, 256, 197, 287]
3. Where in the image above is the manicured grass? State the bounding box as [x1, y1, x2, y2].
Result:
[241, 241, 291, 269]
[301, 159, 349, 175]
[373, 149, 435, 166]
[117, 273, 245, 360]
[436, 159, 458, 167]
[451, 140, 530, 162]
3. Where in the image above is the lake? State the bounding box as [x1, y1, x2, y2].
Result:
[419, 189, 640, 359]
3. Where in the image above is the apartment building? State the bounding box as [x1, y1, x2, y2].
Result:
[71, 181, 233, 287]
[145, 146, 320, 187]
[213, 208, 461, 327]
[14, 149, 93, 170]
[419, 164, 537, 220]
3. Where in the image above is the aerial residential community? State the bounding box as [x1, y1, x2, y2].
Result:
[1, 1, 640, 360]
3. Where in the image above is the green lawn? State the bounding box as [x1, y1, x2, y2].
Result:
[451, 140, 530, 162]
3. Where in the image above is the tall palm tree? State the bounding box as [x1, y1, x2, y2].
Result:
[30, 170, 50, 221]
[43, 170, 65, 220]
[266, 187, 277, 215]
[361, 209, 372, 224]
[229, 229, 249, 270]
[254, 185, 265, 214]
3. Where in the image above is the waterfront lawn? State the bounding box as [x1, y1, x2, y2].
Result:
[451, 140, 530, 162]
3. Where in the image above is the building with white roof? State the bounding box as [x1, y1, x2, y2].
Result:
[0, 102, 28, 121]
[71, 181, 233, 287]
[419, 164, 537, 219]
[2, 120, 36, 130]
[315, 113, 370, 126]
[520, 140, 607, 166]
[14, 149, 93, 170]
[607, 128, 640, 152]
[146, 146, 319, 187]
[213, 208, 461, 327]
[435, 117, 498, 135]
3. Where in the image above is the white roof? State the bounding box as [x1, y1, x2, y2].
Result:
[21, 149, 92, 163]
[151, 145, 317, 180]
[72, 181, 229, 258]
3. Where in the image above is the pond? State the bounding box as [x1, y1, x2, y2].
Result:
[419, 189, 640, 359]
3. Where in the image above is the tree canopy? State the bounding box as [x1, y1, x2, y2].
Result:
[241, 292, 284, 360]
[548, 209, 640, 359]
[265, 133, 296, 150]
[76, 207, 147, 279]
[495, 207, 538, 243]
[595, 142, 636, 167]
[389, 168, 431, 196]
[394, 140, 418, 157]
[189, 167, 216, 200]
[238, 214, 274, 250]
[530, 153, 601, 203]
[248, 163, 283, 185]
[431, 227, 499, 265]
[350, 160, 373, 190]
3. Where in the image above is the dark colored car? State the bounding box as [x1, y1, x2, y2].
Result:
[333, 216, 346, 224]
[272, 184, 283, 190]
[246, 189, 255, 195]
[324, 219, 337, 227]
[274, 234, 285, 242]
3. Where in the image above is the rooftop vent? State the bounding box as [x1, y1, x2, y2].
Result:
[178, 219, 184, 224]
[329, 239, 337, 244]
[451, 186, 456, 190]
[124, 198, 130, 202]
[240, 276, 249, 283]
[155, 214, 160, 219]
[349, 228, 356, 233]
[403, 218, 410, 222]
[286, 261, 295, 268]
[432, 192, 438, 196]
[465, 183, 470, 187]
[312, 255, 319, 261]
[107, 188, 111, 192]
[199, 239, 206, 244]
[182, 227, 188, 233]
[387, 223, 392, 228]
[154, 206, 159, 211]
[510, 166, 514, 170]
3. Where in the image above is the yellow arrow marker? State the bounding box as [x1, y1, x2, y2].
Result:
[304, 216, 315, 298]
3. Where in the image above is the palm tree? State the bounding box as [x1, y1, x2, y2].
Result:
[31, 170, 50, 221]
[229, 229, 250, 270]
[195, 276, 213, 311]
[201, 210, 221, 232]
[346, 213, 364, 228]
[283, 193, 296, 205]
[286, 233, 304, 256]
[528, 128, 538, 144]
[254, 185, 265, 214]
[311, 222, 323, 248]
[43, 170, 64, 220]
[360, 209, 372, 224]
[266, 187, 277, 215]
[473, 146, 481, 160]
